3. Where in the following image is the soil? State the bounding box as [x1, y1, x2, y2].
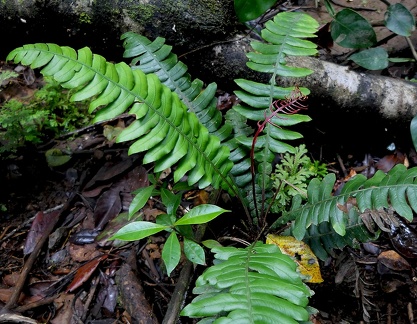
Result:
[1, 1, 417, 324]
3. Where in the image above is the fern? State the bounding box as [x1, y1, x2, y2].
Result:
[121, 32, 231, 139]
[303, 213, 379, 261]
[180, 242, 314, 323]
[6, 44, 235, 191]
[232, 12, 319, 219]
[5, 12, 324, 323]
[270, 144, 324, 213]
[279, 164, 417, 258]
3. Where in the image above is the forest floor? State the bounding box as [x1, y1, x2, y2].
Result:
[1, 1, 417, 324]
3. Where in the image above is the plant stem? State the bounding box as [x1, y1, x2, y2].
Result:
[405, 37, 417, 62]
[378, 0, 391, 7]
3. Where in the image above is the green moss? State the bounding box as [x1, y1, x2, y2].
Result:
[127, 4, 158, 23]
[79, 12, 92, 24]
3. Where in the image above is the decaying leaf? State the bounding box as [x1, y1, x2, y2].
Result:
[184, 189, 210, 206]
[94, 186, 123, 230]
[266, 234, 323, 283]
[24, 210, 60, 255]
[377, 250, 411, 272]
[66, 255, 108, 293]
[375, 150, 407, 173]
[82, 157, 136, 192]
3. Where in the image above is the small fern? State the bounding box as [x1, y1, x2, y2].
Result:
[270, 144, 327, 213]
[180, 242, 314, 323]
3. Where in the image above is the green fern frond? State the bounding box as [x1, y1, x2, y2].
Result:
[285, 164, 417, 242]
[303, 209, 379, 261]
[6, 44, 235, 191]
[224, 109, 253, 186]
[232, 12, 318, 218]
[181, 242, 313, 323]
[121, 32, 231, 138]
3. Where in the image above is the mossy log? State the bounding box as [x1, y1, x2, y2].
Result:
[0, 0, 239, 61]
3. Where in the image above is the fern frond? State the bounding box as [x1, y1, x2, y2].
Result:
[121, 32, 231, 138]
[286, 164, 417, 242]
[304, 209, 379, 261]
[247, 12, 318, 76]
[232, 12, 318, 218]
[181, 242, 313, 323]
[6, 44, 235, 191]
[224, 110, 253, 187]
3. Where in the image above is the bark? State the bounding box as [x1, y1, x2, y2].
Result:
[0, 0, 239, 61]
[276, 56, 417, 122]
[115, 252, 159, 324]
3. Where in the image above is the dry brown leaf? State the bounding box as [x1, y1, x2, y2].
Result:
[378, 250, 411, 271]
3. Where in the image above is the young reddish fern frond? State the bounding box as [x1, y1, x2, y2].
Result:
[250, 87, 308, 223]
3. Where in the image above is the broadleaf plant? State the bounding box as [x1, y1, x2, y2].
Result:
[111, 193, 229, 276]
[323, 0, 416, 70]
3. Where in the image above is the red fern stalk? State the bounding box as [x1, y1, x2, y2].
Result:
[250, 87, 308, 223]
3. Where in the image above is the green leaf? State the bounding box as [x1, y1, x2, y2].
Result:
[349, 47, 389, 70]
[385, 3, 415, 37]
[121, 33, 224, 135]
[411, 115, 417, 152]
[6, 43, 235, 195]
[174, 204, 230, 226]
[331, 9, 376, 48]
[234, 0, 277, 22]
[45, 148, 71, 167]
[162, 232, 181, 276]
[161, 188, 181, 215]
[201, 239, 223, 249]
[156, 213, 176, 228]
[128, 185, 155, 219]
[323, 0, 335, 17]
[110, 221, 168, 241]
[183, 238, 206, 265]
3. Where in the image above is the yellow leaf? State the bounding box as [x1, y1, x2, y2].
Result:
[266, 234, 323, 283]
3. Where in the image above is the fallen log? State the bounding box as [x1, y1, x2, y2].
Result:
[276, 56, 417, 122]
[186, 35, 417, 123]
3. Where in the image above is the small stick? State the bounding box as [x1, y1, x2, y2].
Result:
[2, 212, 59, 311]
[408, 302, 414, 324]
[387, 303, 392, 324]
[336, 153, 347, 178]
